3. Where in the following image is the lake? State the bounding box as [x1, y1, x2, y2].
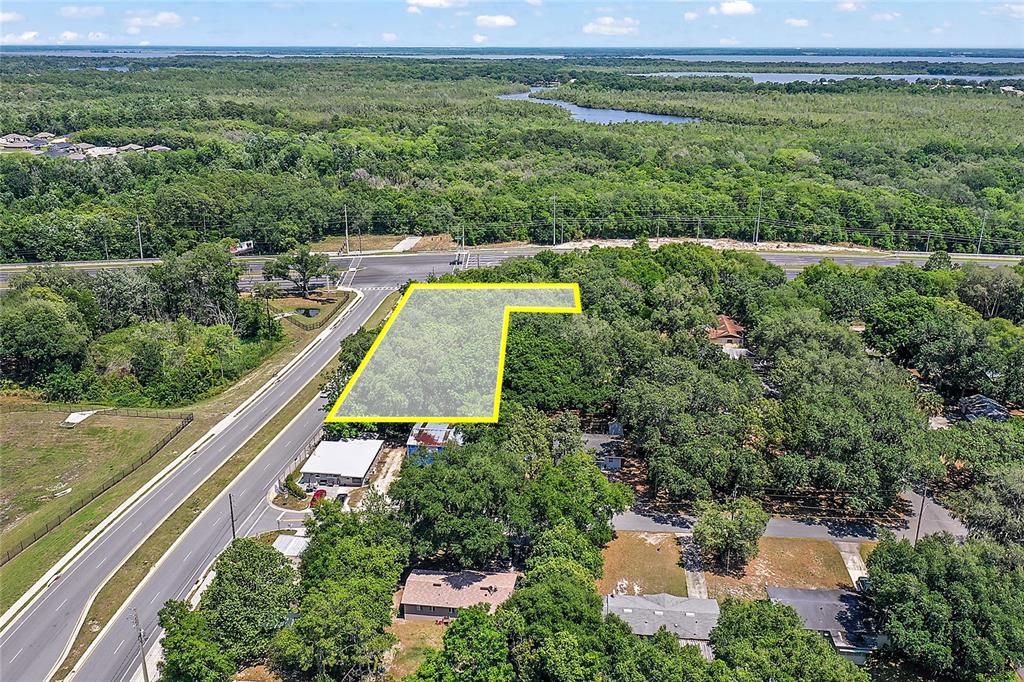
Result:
[497, 88, 699, 125]
[634, 54, 1024, 64]
[637, 71, 1024, 83]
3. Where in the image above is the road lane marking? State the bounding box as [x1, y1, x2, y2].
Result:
[148, 592, 160, 605]
[10, 647, 23, 662]
[58, 599, 68, 610]
[113, 639, 124, 655]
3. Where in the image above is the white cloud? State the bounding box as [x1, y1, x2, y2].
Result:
[476, 14, 516, 27]
[1, 30, 40, 44]
[930, 26, 944, 34]
[526, 0, 542, 5]
[407, 5, 421, 13]
[60, 6, 105, 18]
[406, 0, 466, 8]
[381, 31, 397, 42]
[821, 31, 834, 38]
[871, 11, 901, 21]
[836, 1, 862, 11]
[138, 40, 150, 45]
[125, 10, 184, 34]
[990, 3, 1024, 18]
[0, 11, 24, 22]
[784, 18, 809, 27]
[683, 11, 699, 21]
[715, 0, 756, 16]
[88, 30, 106, 40]
[719, 37, 739, 45]
[472, 33, 488, 43]
[59, 30, 79, 40]
[582, 16, 639, 35]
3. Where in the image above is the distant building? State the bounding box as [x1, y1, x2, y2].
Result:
[145, 144, 171, 152]
[0, 133, 29, 144]
[32, 132, 55, 140]
[400, 569, 517, 620]
[767, 587, 883, 665]
[85, 146, 118, 157]
[298, 438, 384, 489]
[959, 394, 1010, 423]
[604, 593, 720, 661]
[118, 143, 144, 152]
[406, 422, 463, 463]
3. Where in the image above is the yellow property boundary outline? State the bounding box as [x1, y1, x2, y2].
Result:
[324, 282, 582, 423]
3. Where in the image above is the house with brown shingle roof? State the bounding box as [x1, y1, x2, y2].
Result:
[400, 569, 517, 620]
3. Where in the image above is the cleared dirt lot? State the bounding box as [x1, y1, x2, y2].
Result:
[704, 537, 852, 601]
[597, 531, 689, 597]
[0, 410, 181, 547]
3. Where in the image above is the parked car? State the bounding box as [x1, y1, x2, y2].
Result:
[310, 489, 327, 506]
[856, 576, 872, 594]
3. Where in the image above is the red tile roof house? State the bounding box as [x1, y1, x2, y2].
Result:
[399, 569, 517, 621]
[707, 315, 745, 346]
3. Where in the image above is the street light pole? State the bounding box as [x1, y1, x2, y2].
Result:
[551, 195, 557, 246]
[753, 188, 763, 245]
[914, 481, 927, 546]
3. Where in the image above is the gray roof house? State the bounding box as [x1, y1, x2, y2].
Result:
[767, 587, 884, 665]
[118, 143, 144, 152]
[959, 394, 1010, 423]
[604, 593, 720, 660]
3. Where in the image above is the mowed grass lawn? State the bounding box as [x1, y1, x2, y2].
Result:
[387, 619, 446, 679]
[597, 531, 688, 597]
[0, 411, 180, 552]
[704, 537, 852, 601]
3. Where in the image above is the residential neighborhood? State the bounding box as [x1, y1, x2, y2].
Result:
[0, 131, 171, 160]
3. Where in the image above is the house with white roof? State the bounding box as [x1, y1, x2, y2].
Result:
[298, 438, 384, 489]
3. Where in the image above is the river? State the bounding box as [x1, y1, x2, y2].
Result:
[497, 87, 699, 125]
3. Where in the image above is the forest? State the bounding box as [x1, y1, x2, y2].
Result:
[1, 56, 1022, 261]
[159, 242, 1024, 682]
[0, 242, 282, 406]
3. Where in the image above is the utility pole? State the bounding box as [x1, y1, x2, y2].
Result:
[914, 482, 927, 545]
[925, 230, 932, 253]
[344, 206, 350, 255]
[976, 212, 986, 255]
[228, 494, 236, 540]
[753, 188, 763, 245]
[136, 216, 144, 259]
[130, 606, 151, 682]
[551, 195, 557, 246]
[697, 216, 702, 240]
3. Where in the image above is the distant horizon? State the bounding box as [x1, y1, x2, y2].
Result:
[4, 45, 1023, 54]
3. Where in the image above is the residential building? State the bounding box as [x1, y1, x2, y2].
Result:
[32, 132, 55, 140]
[0, 133, 29, 144]
[85, 146, 118, 157]
[708, 315, 745, 346]
[604, 593, 720, 660]
[298, 438, 384, 489]
[767, 587, 883, 665]
[406, 422, 463, 463]
[400, 569, 517, 620]
[959, 394, 1010, 423]
[146, 144, 171, 152]
[118, 143, 144, 152]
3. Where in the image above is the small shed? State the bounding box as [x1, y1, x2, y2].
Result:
[406, 422, 463, 463]
[299, 438, 384, 488]
[708, 315, 745, 346]
[271, 534, 310, 566]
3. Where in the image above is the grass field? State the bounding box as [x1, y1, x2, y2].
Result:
[362, 290, 403, 331]
[0, 411, 181, 552]
[704, 537, 852, 601]
[387, 619, 446, 679]
[310, 234, 405, 252]
[597, 531, 688, 597]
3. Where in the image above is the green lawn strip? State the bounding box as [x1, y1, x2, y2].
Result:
[0, 413, 182, 556]
[52, 359, 338, 680]
[362, 290, 403, 331]
[0, 325, 317, 613]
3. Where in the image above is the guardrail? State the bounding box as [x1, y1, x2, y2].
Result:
[0, 410, 194, 566]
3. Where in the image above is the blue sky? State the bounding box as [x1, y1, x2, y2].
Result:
[1, 1, 1022, 49]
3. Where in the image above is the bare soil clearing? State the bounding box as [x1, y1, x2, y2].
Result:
[597, 531, 689, 597]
